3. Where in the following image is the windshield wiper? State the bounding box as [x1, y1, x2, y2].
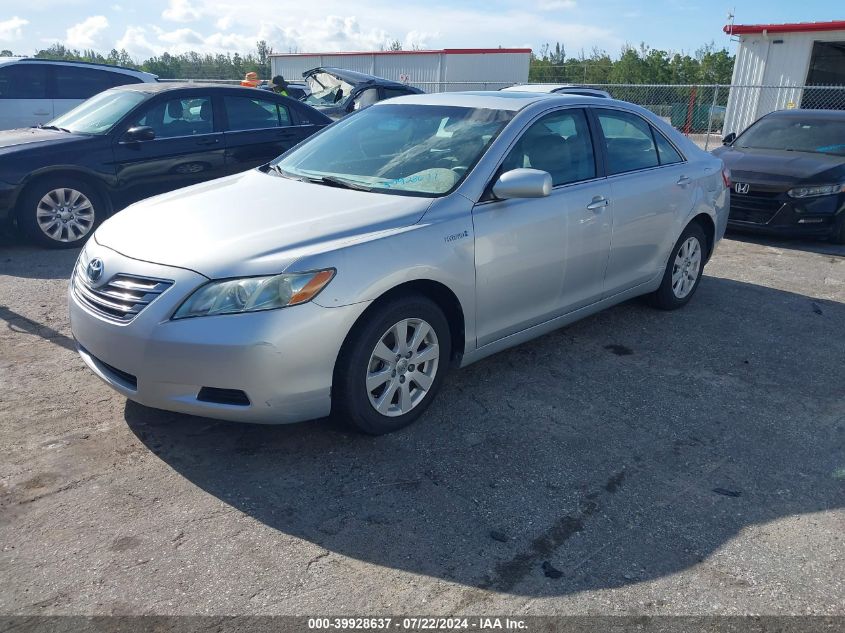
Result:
[37, 124, 71, 133]
[311, 175, 373, 192]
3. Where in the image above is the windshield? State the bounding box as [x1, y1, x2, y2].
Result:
[273, 103, 514, 197]
[49, 89, 147, 135]
[304, 72, 355, 107]
[735, 115, 845, 156]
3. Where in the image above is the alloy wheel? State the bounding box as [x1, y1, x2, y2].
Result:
[366, 318, 440, 417]
[671, 236, 702, 299]
[36, 188, 95, 243]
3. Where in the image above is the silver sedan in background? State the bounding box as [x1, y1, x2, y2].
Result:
[69, 91, 729, 434]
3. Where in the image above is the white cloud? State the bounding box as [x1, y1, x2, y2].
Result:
[116, 26, 160, 58]
[155, 27, 205, 46]
[66, 15, 109, 48]
[0, 16, 29, 42]
[538, 0, 577, 9]
[162, 0, 202, 23]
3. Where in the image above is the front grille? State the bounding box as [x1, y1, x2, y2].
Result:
[730, 190, 785, 225]
[73, 261, 173, 322]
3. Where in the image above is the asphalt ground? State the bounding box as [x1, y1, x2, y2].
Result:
[1, 229, 843, 616]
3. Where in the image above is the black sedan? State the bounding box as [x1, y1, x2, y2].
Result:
[713, 109, 845, 243]
[0, 83, 332, 247]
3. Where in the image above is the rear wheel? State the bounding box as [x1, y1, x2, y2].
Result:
[19, 177, 104, 248]
[333, 295, 451, 435]
[650, 223, 707, 310]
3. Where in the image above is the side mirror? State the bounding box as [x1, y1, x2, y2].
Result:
[492, 168, 552, 200]
[722, 132, 736, 145]
[124, 125, 155, 142]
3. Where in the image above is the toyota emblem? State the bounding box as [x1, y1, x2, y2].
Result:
[734, 182, 750, 195]
[87, 258, 104, 283]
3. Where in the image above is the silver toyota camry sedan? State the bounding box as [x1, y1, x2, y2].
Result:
[69, 91, 729, 434]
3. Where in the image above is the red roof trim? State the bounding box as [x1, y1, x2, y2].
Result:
[725, 20, 845, 35]
[270, 48, 532, 58]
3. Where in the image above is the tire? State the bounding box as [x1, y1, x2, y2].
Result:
[18, 177, 104, 248]
[650, 222, 708, 310]
[333, 295, 452, 435]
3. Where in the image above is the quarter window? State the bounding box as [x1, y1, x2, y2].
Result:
[653, 128, 684, 165]
[224, 96, 290, 131]
[0, 64, 49, 99]
[133, 96, 214, 138]
[501, 109, 596, 186]
[597, 110, 659, 174]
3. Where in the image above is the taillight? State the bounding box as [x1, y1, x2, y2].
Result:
[722, 166, 731, 189]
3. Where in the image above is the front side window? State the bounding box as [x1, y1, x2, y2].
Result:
[54, 67, 141, 100]
[0, 64, 48, 99]
[597, 109, 659, 174]
[734, 115, 845, 156]
[501, 109, 596, 186]
[49, 89, 147, 134]
[132, 95, 214, 138]
[273, 103, 514, 197]
[224, 96, 290, 131]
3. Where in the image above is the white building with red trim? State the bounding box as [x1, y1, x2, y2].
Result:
[269, 48, 531, 93]
[724, 20, 845, 134]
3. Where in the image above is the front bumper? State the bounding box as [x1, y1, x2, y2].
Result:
[69, 241, 369, 424]
[0, 179, 18, 222]
[727, 189, 843, 238]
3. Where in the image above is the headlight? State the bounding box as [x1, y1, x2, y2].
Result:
[172, 269, 335, 319]
[787, 184, 844, 198]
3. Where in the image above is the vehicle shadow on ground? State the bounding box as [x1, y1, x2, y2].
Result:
[0, 231, 81, 280]
[124, 276, 845, 598]
[726, 229, 845, 258]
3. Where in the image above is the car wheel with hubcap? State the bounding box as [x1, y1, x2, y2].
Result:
[19, 177, 104, 248]
[334, 295, 451, 434]
[650, 222, 707, 310]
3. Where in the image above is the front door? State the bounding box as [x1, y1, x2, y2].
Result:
[111, 93, 226, 206]
[472, 108, 612, 347]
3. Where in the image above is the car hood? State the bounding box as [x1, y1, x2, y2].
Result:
[94, 168, 433, 279]
[0, 127, 87, 154]
[713, 146, 845, 185]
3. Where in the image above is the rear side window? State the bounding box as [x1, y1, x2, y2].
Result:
[653, 128, 684, 165]
[597, 109, 659, 174]
[224, 95, 291, 131]
[54, 66, 142, 100]
[0, 64, 49, 99]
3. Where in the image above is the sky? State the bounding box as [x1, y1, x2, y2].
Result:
[0, 0, 843, 61]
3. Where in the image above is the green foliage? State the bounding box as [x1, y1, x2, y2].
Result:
[13, 38, 733, 85]
[529, 40, 734, 85]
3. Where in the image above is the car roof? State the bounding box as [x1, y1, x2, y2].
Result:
[303, 66, 413, 89]
[0, 57, 157, 79]
[110, 82, 278, 94]
[375, 90, 613, 111]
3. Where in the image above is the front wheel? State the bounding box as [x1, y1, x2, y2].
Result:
[650, 223, 707, 310]
[18, 177, 104, 248]
[333, 295, 451, 435]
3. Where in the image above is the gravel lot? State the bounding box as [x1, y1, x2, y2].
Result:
[1, 230, 843, 616]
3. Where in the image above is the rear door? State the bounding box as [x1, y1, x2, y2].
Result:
[52, 65, 143, 120]
[0, 63, 52, 129]
[593, 108, 692, 297]
[111, 92, 226, 206]
[222, 93, 311, 174]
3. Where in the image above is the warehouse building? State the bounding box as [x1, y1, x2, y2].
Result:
[269, 48, 531, 93]
[723, 20, 845, 134]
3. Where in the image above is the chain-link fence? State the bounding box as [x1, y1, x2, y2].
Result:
[166, 78, 845, 151]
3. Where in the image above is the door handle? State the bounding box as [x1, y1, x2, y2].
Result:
[196, 137, 219, 146]
[586, 196, 609, 212]
[676, 175, 691, 186]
